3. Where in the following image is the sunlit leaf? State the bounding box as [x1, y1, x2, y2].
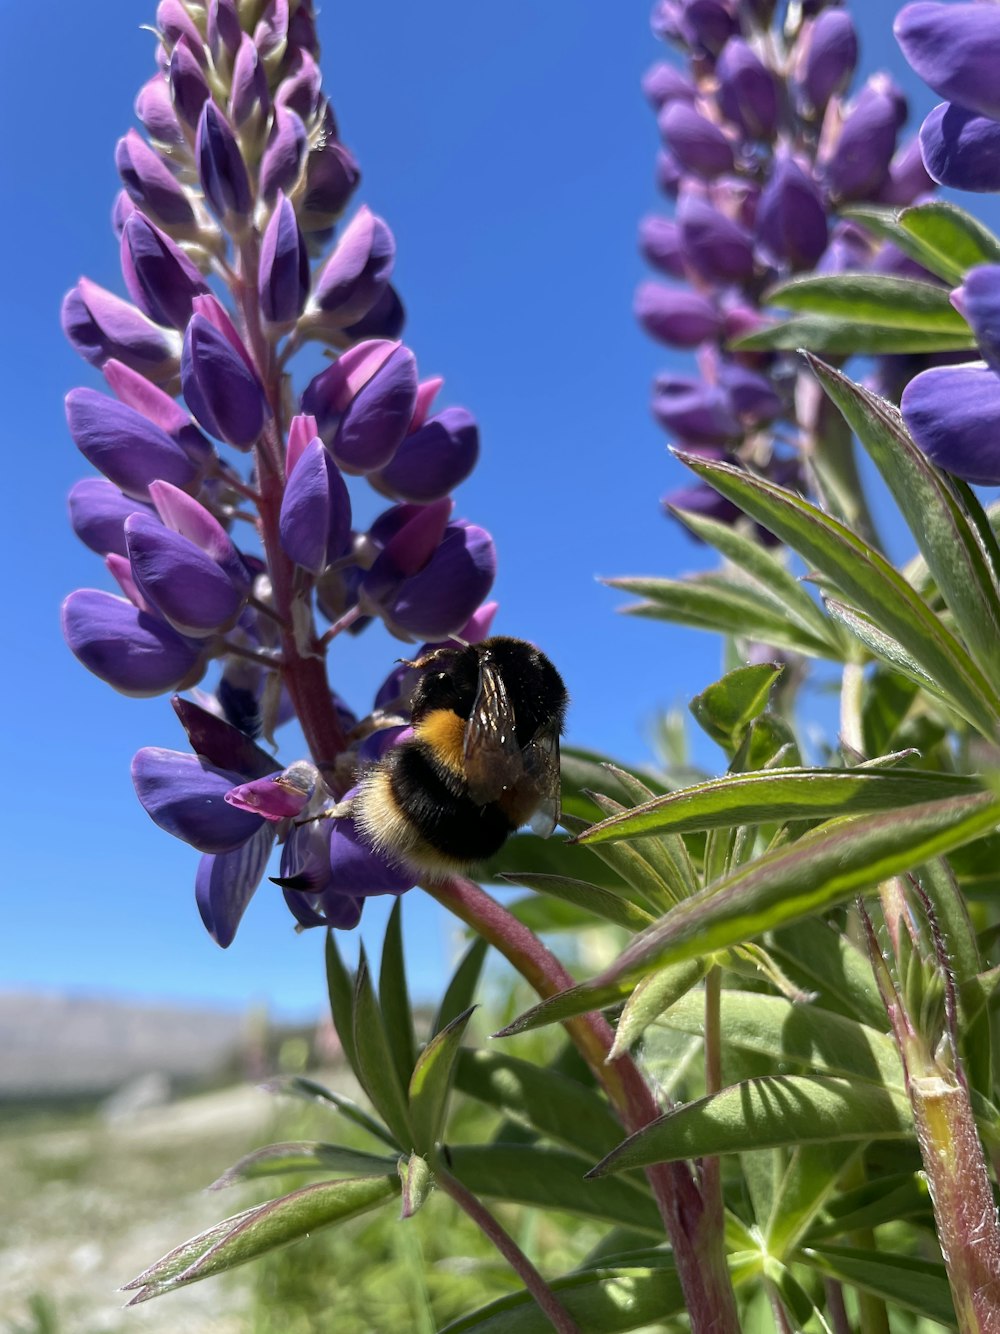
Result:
[610, 958, 711, 1057]
[690, 663, 783, 752]
[408, 1005, 476, 1152]
[767, 273, 969, 331]
[352, 953, 413, 1147]
[209, 1141, 395, 1188]
[801, 1245, 954, 1325]
[379, 899, 416, 1090]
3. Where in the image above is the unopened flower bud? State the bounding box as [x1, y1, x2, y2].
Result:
[754, 151, 828, 270]
[902, 360, 1000, 484]
[279, 437, 353, 573]
[895, 1, 1000, 121]
[800, 9, 858, 114]
[299, 140, 361, 235]
[68, 478, 148, 557]
[230, 32, 270, 127]
[716, 38, 778, 140]
[135, 74, 185, 150]
[62, 591, 206, 697]
[677, 195, 755, 283]
[62, 279, 182, 382]
[634, 282, 721, 347]
[181, 309, 268, 448]
[260, 106, 307, 203]
[259, 192, 309, 325]
[312, 206, 395, 326]
[196, 101, 252, 225]
[658, 101, 735, 179]
[169, 38, 212, 129]
[639, 216, 687, 278]
[372, 407, 480, 503]
[120, 213, 209, 330]
[66, 387, 201, 499]
[116, 128, 196, 229]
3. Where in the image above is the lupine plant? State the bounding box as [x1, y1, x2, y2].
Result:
[60, 0, 1000, 1330]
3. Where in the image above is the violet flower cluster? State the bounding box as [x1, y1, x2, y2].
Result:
[896, 2, 1000, 485]
[61, 0, 496, 946]
[637, 0, 933, 525]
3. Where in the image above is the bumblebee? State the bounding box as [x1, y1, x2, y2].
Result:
[354, 636, 568, 876]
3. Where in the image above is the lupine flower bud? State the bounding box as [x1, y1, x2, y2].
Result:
[196, 101, 252, 225]
[639, 216, 687, 278]
[755, 151, 828, 270]
[901, 361, 1000, 484]
[895, 2, 1000, 121]
[112, 191, 137, 238]
[169, 38, 212, 130]
[135, 75, 185, 150]
[299, 140, 361, 234]
[156, 0, 203, 53]
[951, 265, 1000, 373]
[66, 387, 201, 499]
[148, 480, 252, 597]
[125, 511, 249, 636]
[658, 101, 735, 179]
[103, 358, 215, 467]
[116, 128, 196, 229]
[197, 822, 277, 947]
[132, 747, 267, 853]
[800, 9, 858, 114]
[655, 0, 737, 56]
[677, 195, 755, 283]
[919, 104, 1000, 192]
[208, 0, 242, 59]
[363, 500, 453, 601]
[653, 376, 740, 444]
[120, 213, 209, 330]
[824, 83, 902, 201]
[634, 282, 721, 347]
[656, 149, 684, 197]
[717, 362, 782, 423]
[68, 479, 147, 557]
[275, 47, 323, 121]
[62, 278, 182, 381]
[181, 310, 268, 448]
[259, 106, 308, 203]
[641, 62, 696, 109]
[311, 206, 395, 326]
[277, 823, 366, 932]
[878, 136, 935, 206]
[716, 38, 778, 140]
[378, 521, 497, 641]
[62, 591, 206, 696]
[341, 284, 406, 342]
[259, 192, 310, 325]
[410, 376, 444, 430]
[230, 33, 270, 127]
[372, 407, 480, 503]
[279, 437, 352, 573]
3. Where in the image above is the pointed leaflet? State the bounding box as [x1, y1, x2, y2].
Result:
[560, 812, 677, 915]
[823, 599, 943, 701]
[843, 201, 1000, 286]
[408, 1005, 476, 1152]
[501, 873, 655, 932]
[676, 450, 1000, 735]
[801, 1246, 955, 1325]
[210, 1141, 396, 1187]
[601, 763, 697, 898]
[398, 1152, 433, 1219]
[764, 1143, 863, 1259]
[352, 952, 414, 1147]
[689, 662, 782, 753]
[588, 1075, 912, 1177]
[735, 315, 974, 356]
[438, 1256, 684, 1334]
[586, 792, 695, 907]
[768, 920, 888, 1029]
[594, 791, 1000, 984]
[432, 936, 488, 1036]
[379, 899, 416, 1089]
[262, 1076, 399, 1149]
[122, 1175, 397, 1303]
[609, 957, 711, 1057]
[767, 274, 970, 332]
[806, 1172, 931, 1241]
[576, 768, 980, 847]
[806, 354, 1000, 696]
[325, 930, 360, 1077]
[447, 1144, 662, 1234]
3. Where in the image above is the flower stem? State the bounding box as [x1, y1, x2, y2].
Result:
[436, 1167, 583, 1334]
[424, 874, 741, 1334]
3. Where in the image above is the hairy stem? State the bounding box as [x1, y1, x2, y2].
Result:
[424, 875, 741, 1334]
[436, 1167, 583, 1334]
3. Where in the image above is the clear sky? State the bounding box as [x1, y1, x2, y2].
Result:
[0, 0, 963, 1016]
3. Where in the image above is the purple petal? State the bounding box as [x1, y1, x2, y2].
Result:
[919, 101, 1000, 192]
[387, 522, 497, 641]
[120, 213, 209, 329]
[677, 195, 755, 284]
[68, 478, 149, 557]
[259, 106, 307, 204]
[181, 312, 267, 448]
[332, 345, 418, 473]
[901, 361, 1000, 484]
[801, 9, 858, 113]
[196, 101, 252, 222]
[66, 387, 201, 499]
[172, 695, 280, 778]
[230, 33, 270, 126]
[895, 2, 1000, 120]
[62, 590, 205, 696]
[641, 62, 695, 110]
[329, 808, 417, 897]
[755, 152, 829, 271]
[132, 746, 265, 852]
[824, 86, 900, 202]
[196, 822, 277, 947]
[300, 140, 361, 233]
[115, 128, 195, 228]
[135, 75, 185, 150]
[279, 438, 353, 573]
[259, 192, 310, 324]
[62, 279, 181, 381]
[716, 37, 778, 139]
[225, 761, 316, 820]
[125, 512, 246, 635]
[373, 407, 479, 503]
[652, 377, 739, 444]
[658, 102, 734, 179]
[312, 206, 396, 324]
[275, 47, 323, 120]
[340, 284, 406, 342]
[169, 38, 211, 129]
[639, 216, 686, 278]
[634, 282, 720, 348]
[952, 265, 1000, 374]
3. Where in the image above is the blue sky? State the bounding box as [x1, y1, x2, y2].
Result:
[0, 1, 959, 1015]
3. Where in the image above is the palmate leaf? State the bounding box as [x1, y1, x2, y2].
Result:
[807, 355, 1000, 695]
[576, 766, 981, 847]
[845, 200, 1000, 286]
[438, 1256, 684, 1334]
[121, 1175, 398, 1303]
[800, 1246, 955, 1326]
[676, 449, 1000, 735]
[588, 1076, 912, 1177]
[592, 791, 1000, 985]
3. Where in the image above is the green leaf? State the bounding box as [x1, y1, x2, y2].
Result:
[379, 899, 416, 1090]
[667, 505, 845, 653]
[801, 1245, 955, 1325]
[122, 1175, 398, 1303]
[504, 893, 618, 933]
[398, 1152, 433, 1219]
[824, 598, 940, 696]
[843, 203, 1000, 285]
[734, 313, 975, 355]
[560, 813, 678, 917]
[262, 1076, 399, 1150]
[807, 355, 1000, 694]
[433, 937, 488, 1036]
[690, 663, 784, 752]
[768, 272, 970, 332]
[767, 922, 887, 1030]
[576, 767, 981, 847]
[594, 791, 1000, 983]
[479, 830, 624, 890]
[501, 872, 655, 932]
[765, 1143, 863, 1258]
[657, 990, 905, 1091]
[492, 976, 635, 1039]
[453, 1048, 625, 1160]
[806, 1172, 931, 1241]
[352, 952, 414, 1148]
[438, 1258, 684, 1334]
[613, 575, 838, 658]
[560, 747, 669, 821]
[589, 1076, 912, 1175]
[601, 764, 699, 898]
[325, 930, 359, 1077]
[448, 1144, 663, 1234]
[408, 1005, 476, 1152]
[209, 1141, 396, 1188]
[677, 449, 1000, 736]
[609, 959, 711, 1057]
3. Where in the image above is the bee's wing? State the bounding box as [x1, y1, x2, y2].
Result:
[524, 719, 562, 838]
[463, 656, 525, 805]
